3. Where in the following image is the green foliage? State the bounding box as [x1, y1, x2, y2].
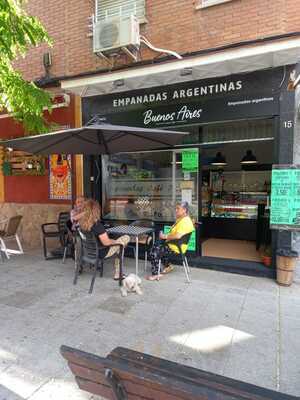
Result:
[263, 246, 272, 257]
[0, 0, 53, 133]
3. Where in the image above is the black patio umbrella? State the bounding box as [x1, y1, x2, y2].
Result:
[1, 123, 188, 155]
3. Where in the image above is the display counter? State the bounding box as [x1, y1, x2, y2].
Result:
[202, 185, 270, 241]
[202, 217, 257, 241]
[210, 192, 269, 220]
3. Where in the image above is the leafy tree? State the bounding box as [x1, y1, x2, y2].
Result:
[0, 0, 52, 133]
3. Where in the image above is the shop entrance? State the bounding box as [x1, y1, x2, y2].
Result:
[199, 120, 274, 264]
[99, 117, 275, 268]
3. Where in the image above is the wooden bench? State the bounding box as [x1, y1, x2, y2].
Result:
[60, 345, 298, 400]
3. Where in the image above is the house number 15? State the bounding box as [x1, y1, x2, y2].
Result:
[284, 121, 293, 128]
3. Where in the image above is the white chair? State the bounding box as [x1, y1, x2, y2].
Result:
[0, 215, 24, 259]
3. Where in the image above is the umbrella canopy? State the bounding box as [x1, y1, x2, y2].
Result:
[1, 123, 188, 155]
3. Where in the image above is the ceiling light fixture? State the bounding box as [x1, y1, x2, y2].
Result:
[241, 150, 257, 164]
[211, 152, 227, 167]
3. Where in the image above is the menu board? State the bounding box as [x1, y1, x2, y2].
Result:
[270, 165, 300, 230]
[182, 150, 198, 172]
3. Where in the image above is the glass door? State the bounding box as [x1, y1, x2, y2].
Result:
[172, 149, 198, 253]
[174, 149, 198, 222]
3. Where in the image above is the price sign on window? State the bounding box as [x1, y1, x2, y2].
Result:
[270, 165, 300, 230]
[182, 150, 198, 172]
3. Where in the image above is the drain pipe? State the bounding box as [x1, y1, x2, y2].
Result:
[140, 35, 183, 60]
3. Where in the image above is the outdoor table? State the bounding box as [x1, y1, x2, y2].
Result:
[107, 225, 155, 275]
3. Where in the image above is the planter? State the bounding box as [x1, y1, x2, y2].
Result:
[276, 249, 298, 287]
[262, 255, 272, 267]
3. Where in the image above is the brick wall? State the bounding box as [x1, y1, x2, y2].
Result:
[15, 0, 300, 82]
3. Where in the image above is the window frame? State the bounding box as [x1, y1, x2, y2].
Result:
[196, 0, 235, 9]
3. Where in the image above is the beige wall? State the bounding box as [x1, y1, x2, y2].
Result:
[0, 203, 71, 249]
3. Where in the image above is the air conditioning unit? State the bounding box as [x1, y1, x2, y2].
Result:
[93, 15, 140, 53]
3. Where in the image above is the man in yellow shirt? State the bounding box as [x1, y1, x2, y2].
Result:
[147, 202, 194, 281]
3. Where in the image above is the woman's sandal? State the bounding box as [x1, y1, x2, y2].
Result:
[146, 274, 163, 281]
[162, 265, 174, 274]
[113, 274, 126, 281]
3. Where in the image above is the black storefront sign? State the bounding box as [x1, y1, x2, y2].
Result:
[83, 68, 282, 127]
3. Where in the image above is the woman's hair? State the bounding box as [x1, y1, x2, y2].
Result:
[177, 201, 189, 214]
[79, 199, 101, 231]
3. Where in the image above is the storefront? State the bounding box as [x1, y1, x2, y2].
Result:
[81, 66, 295, 275]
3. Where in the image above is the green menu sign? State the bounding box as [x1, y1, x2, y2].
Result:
[163, 226, 196, 251]
[182, 150, 198, 172]
[270, 165, 300, 230]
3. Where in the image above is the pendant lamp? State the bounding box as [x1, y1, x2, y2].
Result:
[241, 150, 257, 164]
[211, 152, 227, 166]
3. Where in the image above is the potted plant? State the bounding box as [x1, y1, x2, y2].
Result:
[262, 246, 272, 267]
[2, 148, 12, 176]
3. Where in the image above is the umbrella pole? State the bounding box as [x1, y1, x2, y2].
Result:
[67, 155, 75, 207]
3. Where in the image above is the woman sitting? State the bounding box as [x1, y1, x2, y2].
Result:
[147, 202, 194, 281]
[67, 195, 85, 232]
[79, 199, 130, 280]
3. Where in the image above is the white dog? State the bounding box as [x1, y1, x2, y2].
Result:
[120, 273, 143, 297]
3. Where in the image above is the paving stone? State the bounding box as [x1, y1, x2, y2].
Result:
[0, 384, 24, 400]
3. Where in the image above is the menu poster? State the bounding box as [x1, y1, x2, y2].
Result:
[49, 154, 72, 200]
[182, 150, 198, 172]
[270, 165, 300, 230]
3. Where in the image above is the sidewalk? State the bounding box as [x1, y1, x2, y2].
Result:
[0, 250, 299, 399]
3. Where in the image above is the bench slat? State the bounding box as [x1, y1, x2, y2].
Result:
[61, 346, 234, 400]
[107, 354, 260, 400]
[76, 377, 115, 400]
[71, 362, 188, 400]
[61, 346, 298, 400]
[108, 347, 297, 400]
[69, 362, 110, 386]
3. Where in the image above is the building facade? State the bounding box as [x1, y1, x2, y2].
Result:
[2, 0, 300, 277]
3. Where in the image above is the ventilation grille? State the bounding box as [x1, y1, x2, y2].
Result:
[96, 0, 145, 22]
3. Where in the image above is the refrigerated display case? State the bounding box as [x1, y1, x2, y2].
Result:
[210, 192, 269, 219]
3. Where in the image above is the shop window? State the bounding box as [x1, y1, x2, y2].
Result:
[96, 0, 146, 22]
[102, 150, 198, 222]
[196, 0, 235, 9]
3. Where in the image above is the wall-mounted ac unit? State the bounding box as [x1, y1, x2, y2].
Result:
[93, 15, 140, 53]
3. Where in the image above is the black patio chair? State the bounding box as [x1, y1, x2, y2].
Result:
[41, 212, 71, 260]
[128, 219, 155, 271]
[158, 232, 193, 283]
[74, 229, 124, 294]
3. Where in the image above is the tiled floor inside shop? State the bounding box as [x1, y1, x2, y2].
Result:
[0, 249, 299, 399]
[202, 238, 262, 262]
